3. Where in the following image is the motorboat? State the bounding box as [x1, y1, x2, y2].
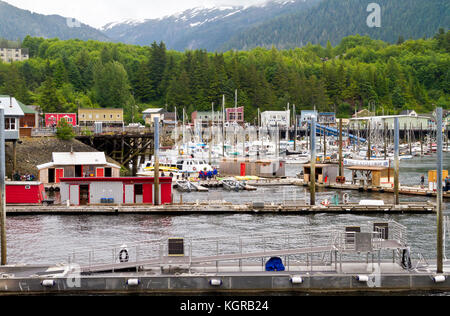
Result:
[222, 179, 245, 192]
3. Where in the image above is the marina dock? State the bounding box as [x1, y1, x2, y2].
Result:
[5, 201, 436, 215]
[1, 220, 449, 295]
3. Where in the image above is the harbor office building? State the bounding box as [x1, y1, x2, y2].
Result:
[37, 152, 121, 185]
[60, 177, 173, 206]
[350, 111, 433, 130]
[78, 108, 124, 127]
[260, 111, 290, 128]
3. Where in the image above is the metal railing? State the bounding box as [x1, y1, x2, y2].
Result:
[62, 221, 408, 273]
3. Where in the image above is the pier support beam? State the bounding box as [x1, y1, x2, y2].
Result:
[394, 118, 400, 205]
[310, 119, 317, 206]
[436, 107, 444, 274]
[0, 107, 6, 265]
[154, 118, 160, 206]
[339, 119, 343, 177]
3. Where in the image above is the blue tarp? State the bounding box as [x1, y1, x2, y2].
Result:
[265, 257, 285, 272]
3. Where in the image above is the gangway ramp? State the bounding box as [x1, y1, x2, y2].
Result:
[71, 222, 407, 274]
[313, 123, 366, 144]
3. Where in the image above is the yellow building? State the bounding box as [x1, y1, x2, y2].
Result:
[78, 108, 124, 126]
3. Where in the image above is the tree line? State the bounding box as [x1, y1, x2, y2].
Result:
[0, 30, 448, 124]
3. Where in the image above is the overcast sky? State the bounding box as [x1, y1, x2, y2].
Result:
[4, 0, 270, 28]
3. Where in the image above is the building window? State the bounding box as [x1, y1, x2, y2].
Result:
[5, 118, 17, 131]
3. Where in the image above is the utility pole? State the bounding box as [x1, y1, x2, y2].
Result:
[436, 107, 444, 274]
[1, 106, 7, 265]
[294, 104, 297, 152]
[310, 118, 317, 206]
[339, 119, 344, 177]
[222, 95, 225, 158]
[394, 118, 400, 206]
[154, 117, 160, 206]
[367, 121, 371, 160]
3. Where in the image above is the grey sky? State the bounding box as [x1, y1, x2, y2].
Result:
[4, 0, 270, 28]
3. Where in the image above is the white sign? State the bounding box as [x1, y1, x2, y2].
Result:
[344, 159, 390, 168]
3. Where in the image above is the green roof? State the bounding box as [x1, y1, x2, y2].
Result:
[17, 100, 37, 114]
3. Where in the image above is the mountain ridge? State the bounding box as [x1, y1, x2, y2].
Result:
[0, 0, 110, 42]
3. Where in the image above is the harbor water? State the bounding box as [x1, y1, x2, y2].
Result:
[4, 154, 450, 266]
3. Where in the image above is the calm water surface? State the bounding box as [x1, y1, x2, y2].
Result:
[5, 154, 450, 265]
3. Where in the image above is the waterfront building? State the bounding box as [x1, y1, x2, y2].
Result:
[59, 177, 173, 206]
[0, 47, 29, 63]
[226, 107, 244, 125]
[219, 158, 286, 178]
[351, 112, 433, 130]
[318, 112, 336, 126]
[191, 111, 223, 127]
[303, 164, 339, 185]
[44, 113, 77, 128]
[5, 182, 46, 205]
[78, 108, 124, 127]
[260, 111, 290, 128]
[300, 110, 318, 126]
[37, 152, 121, 185]
[0, 95, 24, 141]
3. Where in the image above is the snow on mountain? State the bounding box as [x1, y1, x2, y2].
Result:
[100, 0, 319, 51]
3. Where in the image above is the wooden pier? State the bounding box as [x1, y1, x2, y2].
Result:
[298, 181, 450, 199]
[5, 201, 436, 215]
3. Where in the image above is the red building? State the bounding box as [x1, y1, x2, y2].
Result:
[226, 107, 245, 125]
[6, 182, 46, 205]
[60, 177, 172, 206]
[45, 113, 77, 127]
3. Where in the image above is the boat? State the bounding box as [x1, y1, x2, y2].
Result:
[222, 179, 245, 192]
[175, 180, 195, 192]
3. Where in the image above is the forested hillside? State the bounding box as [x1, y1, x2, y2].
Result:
[223, 0, 450, 50]
[0, 31, 448, 124]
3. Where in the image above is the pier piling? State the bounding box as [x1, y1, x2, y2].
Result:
[0, 106, 6, 265]
[394, 118, 400, 205]
[436, 107, 444, 274]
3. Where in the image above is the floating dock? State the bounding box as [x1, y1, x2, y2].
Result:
[1, 221, 449, 295]
[6, 201, 436, 215]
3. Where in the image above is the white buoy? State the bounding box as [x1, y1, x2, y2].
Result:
[356, 275, 369, 282]
[210, 279, 222, 286]
[41, 280, 55, 287]
[127, 279, 140, 286]
[290, 276, 303, 284]
[433, 275, 446, 283]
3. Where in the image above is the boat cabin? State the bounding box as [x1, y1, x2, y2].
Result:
[303, 164, 339, 184]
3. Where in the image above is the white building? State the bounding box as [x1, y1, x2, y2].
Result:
[0, 96, 24, 141]
[0, 48, 29, 63]
[261, 111, 291, 128]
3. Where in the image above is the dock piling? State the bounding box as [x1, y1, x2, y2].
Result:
[436, 107, 444, 274]
[310, 118, 317, 206]
[394, 118, 400, 205]
[0, 106, 6, 265]
[154, 117, 160, 206]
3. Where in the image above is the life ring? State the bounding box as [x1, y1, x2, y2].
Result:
[321, 199, 330, 207]
[193, 167, 197, 171]
[119, 249, 129, 263]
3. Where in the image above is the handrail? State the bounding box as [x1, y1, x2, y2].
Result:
[61, 221, 408, 269]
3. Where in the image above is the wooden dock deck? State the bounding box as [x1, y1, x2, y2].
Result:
[6, 201, 436, 215]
